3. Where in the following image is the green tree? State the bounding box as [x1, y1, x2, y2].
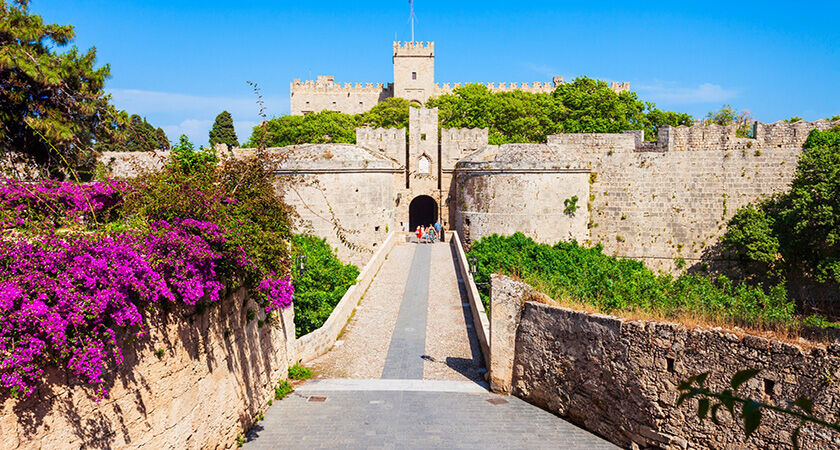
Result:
[245, 110, 358, 148]
[359, 97, 411, 130]
[209, 110, 239, 148]
[94, 114, 168, 152]
[428, 83, 562, 144]
[552, 77, 647, 135]
[704, 104, 754, 137]
[643, 104, 694, 140]
[0, 0, 120, 177]
[170, 134, 217, 174]
[723, 125, 840, 285]
[155, 127, 170, 150]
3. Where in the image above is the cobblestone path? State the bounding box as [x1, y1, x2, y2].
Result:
[246, 238, 615, 449]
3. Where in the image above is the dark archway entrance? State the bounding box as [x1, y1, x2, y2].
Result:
[409, 195, 438, 230]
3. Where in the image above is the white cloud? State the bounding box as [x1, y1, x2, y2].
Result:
[635, 82, 738, 104]
[108, 89, 286, 118]
[107, 89, 287, 146]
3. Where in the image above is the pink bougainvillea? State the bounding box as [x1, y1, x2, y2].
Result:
[0, 179, 293, 399]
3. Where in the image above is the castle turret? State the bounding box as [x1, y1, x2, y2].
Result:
[393, 41, 435, 106]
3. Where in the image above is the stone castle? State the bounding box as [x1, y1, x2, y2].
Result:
[103, 41, 839, 271]
[290, 41, 630, 115]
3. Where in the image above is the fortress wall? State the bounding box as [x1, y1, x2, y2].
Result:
[440, 128, 489, 169]
[290, 79, 392, 115]
[582, 120, 839, 271]
[100, 148, 397, 268]
[454, 168, 590, 247]
[490, 275, 840, 449]
[279, 172, 396, 267]
[1, 290, 295, 449]
[356, 127, 406, 163]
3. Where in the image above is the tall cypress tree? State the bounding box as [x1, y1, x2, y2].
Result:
[209, 111, 238, 148]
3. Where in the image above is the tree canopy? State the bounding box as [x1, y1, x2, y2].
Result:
[95, 114, 169, 152]
[722, 125, 840, 285]
[209, 110, 239, 148]
[246, 77, 693, 147]
[1, 0, 121, 177]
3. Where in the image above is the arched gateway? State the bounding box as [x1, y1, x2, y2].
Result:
[409, 195, 438, 230]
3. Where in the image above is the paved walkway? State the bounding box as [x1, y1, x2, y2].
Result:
[246, 238, 615, 449]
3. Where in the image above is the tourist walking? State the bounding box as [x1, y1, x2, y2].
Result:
[434, 220, 441, 242]
[440, 221, 446, 242]
[416, 225, 422, 243]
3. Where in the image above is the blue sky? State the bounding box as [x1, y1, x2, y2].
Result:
[31, 1, 840, 146]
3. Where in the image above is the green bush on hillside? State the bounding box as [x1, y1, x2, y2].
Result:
[467, 233, 798, 329]
[291, 234, 359, 337]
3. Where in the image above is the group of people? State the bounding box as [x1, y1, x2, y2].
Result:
[416, 221, 445, 244]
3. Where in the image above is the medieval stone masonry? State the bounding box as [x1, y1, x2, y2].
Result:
[101, 112, 840, 270]
[290, 41, 630, 115]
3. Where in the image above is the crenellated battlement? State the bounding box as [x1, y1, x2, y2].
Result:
[441, 127, 490, 142]
[355, 127, 406, 163]
[356, 127, 406, 142]
[393, 41, 435, 56]
[655, 119, 840, 152]
[291, 77, 392, 94]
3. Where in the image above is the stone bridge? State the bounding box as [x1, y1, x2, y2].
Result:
[245, 234, 615, 449]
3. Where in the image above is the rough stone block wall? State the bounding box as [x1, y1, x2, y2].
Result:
[454, 170, 591, 247]
[495, 277, 840, 449]
[440, 128, 489, 169]
[280, 172, 395, 267]
[572, 120, 840, 271]
[356, 127, 406, 164]
[0, 290, 295, 449]
[290, 78, 392, 115]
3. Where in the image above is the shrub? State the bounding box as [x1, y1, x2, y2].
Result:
[274, 380, 293, 400]
[291, 234, 359, 337]
[723, 125, 840, 285]
[0, 151, 296, 399]
[467, 233, 802, 329]
[288, 364, 312, 380]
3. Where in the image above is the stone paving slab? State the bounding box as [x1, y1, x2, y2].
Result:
[308, 243, 415, 379]
[422, 241, 484, 381]
[297, 378, 489, 393]
[381, 244, 431, 379]
[246, 385, 617, 449]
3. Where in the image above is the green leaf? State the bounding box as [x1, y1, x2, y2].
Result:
[698, 398, 710, 419]
[793, 397, 814, 415]
[731, 369, 760, 391]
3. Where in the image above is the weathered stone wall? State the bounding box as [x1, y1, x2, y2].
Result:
[550, 120, 840, 271]
[440, 128, 488, 170]
[290, 76, 392, 115]
[100, 145, 400, 268]
[490, 275, 840, 449]
[453, 143, 591, 246]
[356, 127, 406, 164]
[0, 291, 295, 449]
[393, 41, 435, 105]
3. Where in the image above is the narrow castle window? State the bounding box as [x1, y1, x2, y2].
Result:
[412, 71, 417, 80]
